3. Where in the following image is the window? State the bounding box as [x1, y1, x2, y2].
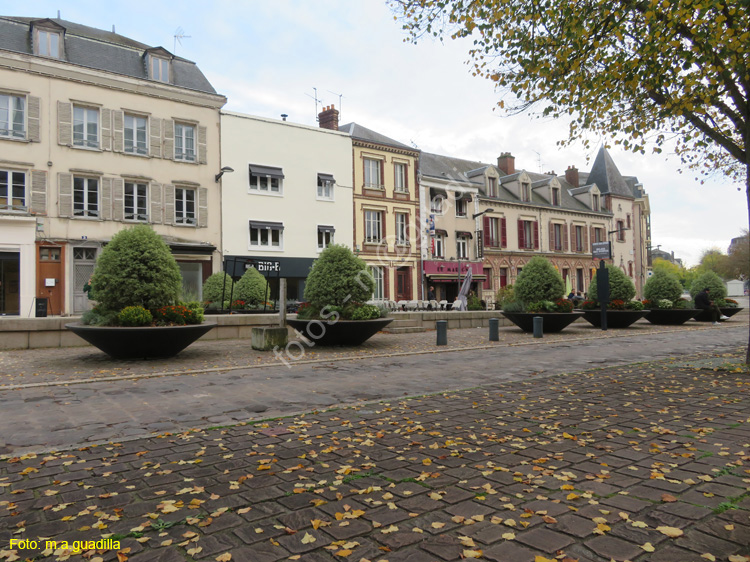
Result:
[395, 213, 408, 245]
[628, 262, 634, 277]
[518, 220, 537, 249]
[521, 182, 531, 202]
[433, 235, 444, 258]
[553, 223, 563, 251]
[616, 220, 625, 241]
[175, 187, 196, 225]
[576, 268, 584, 292]
[365, 210, 383, 243]
[455, 198, 467, 217]
[575, 225, 584, 252]
[39, 247, 60, 260]
[0, 94, 25, 139]
[175, 123, 195, 162]
[592, 194, 600, 211]
[430, 194, 444, 214]
[370, 266, 384, 300]
[484, 217, 499, 248]
[364, 158, 382, 188]
[456, 236, 468, 259]
[627, 214, 631, 229]
[562, 268, 569, 283]
[124, 182, 148, 221]
[73, 106, 99, 148]
[124, 114, 148, 155]
[487, 177, 497, 197]
[483, 268, 492, 291]
[317, 174, 334, 200]
[551, 187, 560, 206]
[394, 163, 407, 192]
[594, 227, 604, 243]
[317, 226, 334, 250]
[249, 221, 283, 249]
[150, 56, 170, 83]
[73, 177, 99, 217]
[0, 170, 26, 210]
[36, 29, 61, 58]
[249, 165, 283, 194]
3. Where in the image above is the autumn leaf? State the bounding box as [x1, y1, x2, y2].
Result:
[215, 554, 232, 562]
[641, 542, 655, 552]
[656, 526, 684, 538]
[301, 532, 316, 544]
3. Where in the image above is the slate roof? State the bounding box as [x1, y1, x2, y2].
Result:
[338, 122, 417, 152]
[0, 16, 218, 95]
[587, 146, 635, 199]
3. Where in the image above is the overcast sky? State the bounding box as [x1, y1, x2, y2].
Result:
[9, 0, 746, 266]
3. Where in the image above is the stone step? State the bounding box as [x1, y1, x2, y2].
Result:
[382, 326, 428, 334]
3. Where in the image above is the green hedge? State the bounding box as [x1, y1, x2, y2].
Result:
[514, 257, 565, 305]
[588, 264, 636, 302]
[304, 245, 374, 309]
[689, 271, 726, 300]
[643, 269, 683, 303]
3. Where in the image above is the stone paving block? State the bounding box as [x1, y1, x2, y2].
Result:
[515, 526, 575, 553]
[585, 535, 645, 561]
[483, 540, 543, 562]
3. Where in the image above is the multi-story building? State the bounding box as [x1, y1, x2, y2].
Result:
[0, 16, 226, 317]
[321, 115, 421, 302]
[220, 109, 353, 301]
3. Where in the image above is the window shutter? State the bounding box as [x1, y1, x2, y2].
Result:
[30, 170, 47, 214]
[112, 178, 124, 221]
[548, 221, 554, 251]
[590, 226, 595, 245]
[57, 101, 72, 146]
[570, 224, 576, 252]
[112, 110, 124, 152]
[583, 224, 588, 252]
[100, 177, 112, 220]
[380, 211, 386, 241]
[164, 184, 175, 225]
[101, 108, 112, 151]
[563, 222, 569, 251]
[150, 182, 162, 224]
[163, 119, 174, 160]
[198, 187, 208, 228]
[384, 267, 390, 300]
[58, 172, 73, 217]
[27, 96, 41, 142]
[483, 216, 492, 247]
[501, 217, 507, 248]
[533, 221, 539, 249]
[517, 219, 524, 249]
[379, 160, 384, 188]
[198, 125, 207, 165]
[149, 117, 161, 158]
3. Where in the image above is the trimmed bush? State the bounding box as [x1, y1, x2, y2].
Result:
[235, 267, 268, 306]
[202, 272, 235, 306]
[588, 264, 636, 302]
[644, 270, 683, 304]
[689, 271, 727, 300]
[304, 245, 375, 310]
[350, 304, 381, 320]
[117, 306, 153, 327]
[514, 257, 565, 305]
[91, 225, 182, 312]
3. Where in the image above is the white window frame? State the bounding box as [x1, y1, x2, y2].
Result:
[370, 266, 384, 300]
[395, 213, 408, 245]
[575, 225, 584, 252]
[522, 220, 534, 249]
[433, 235, 444, 258]
[250, 224, 283, 250]
[487, 177, 497, 197]
[175, 187, 196, 225]
[317, 228, 334, 251]
[430, 195, 444, 215]
[36, 29, 61, 58]
[73, 176, 99, 218]
[317, 177, 334, 200]
[456, 236, 468, 259]
[150, 56, 170, 83]
[592, 193, 600, 211]
[250, 173, 282, 195]
[455, 197, 467, 217]
[365, 210, 383, 243]
[73, 106, 99, 149]
[174, 123, 196, 162]
[394, 162, 407, 193]
[124, 182, 149, 222]
[0, 169, 26, 211]
[553, 223, 563, 251]
[124, 114, 148, 155]
[487, 217, 499, 247]
[521, 182, 531, 202]
[363, 158, 382, 189]
[551, 187, 561, 206]
[0, 94, 25, 140]
[594, 227, 604, 243]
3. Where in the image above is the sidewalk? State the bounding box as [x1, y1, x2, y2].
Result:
[1, 349, 749, 561]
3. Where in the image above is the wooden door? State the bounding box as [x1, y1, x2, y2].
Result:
[396, 267, 411, 300]
[37, 244, 64, 316]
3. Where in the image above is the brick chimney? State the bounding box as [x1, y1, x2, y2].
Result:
[565, 165, 579, 187]
[318, 105, 339, 131]
[496, 152, 515, 175]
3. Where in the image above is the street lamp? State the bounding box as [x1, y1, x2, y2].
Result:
[215, 166, 235, 182]
[472, 208, 495, 219]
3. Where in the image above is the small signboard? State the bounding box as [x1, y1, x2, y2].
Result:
[592, 241, 612, 260]
[428, 214, 435, 236]
[35, 297, 48, 318]
[476, 230, 484, 259]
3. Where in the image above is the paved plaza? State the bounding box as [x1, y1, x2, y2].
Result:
[1, 315, 749, 561]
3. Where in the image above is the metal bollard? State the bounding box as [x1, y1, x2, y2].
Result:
[533, 316, 543, 338]
[436, 320, 448, 346]
[489, 318, 499, 341]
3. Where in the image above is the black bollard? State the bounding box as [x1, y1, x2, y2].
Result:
[533, 316, 543, 338]
[436, 320, 447, 346]
[489, 318, 499, 341]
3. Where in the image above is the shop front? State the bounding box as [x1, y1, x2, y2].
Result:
[224, 255, 315, 303]
[423, 260, 486, 303]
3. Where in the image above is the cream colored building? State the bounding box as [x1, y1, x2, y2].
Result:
[220, 110, 353, 301]
[0, 16, 225, 317]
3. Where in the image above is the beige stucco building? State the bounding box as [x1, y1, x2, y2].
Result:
[220, 110, 353, 301]
[0, 16, 225, 317]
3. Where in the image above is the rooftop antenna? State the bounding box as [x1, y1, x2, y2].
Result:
[57, 10, 61, 18]
[327, 90, 343, 119]
[173, 27, 191, 55]
[533, 150, 543, 173]
[305, 87, 321, 121]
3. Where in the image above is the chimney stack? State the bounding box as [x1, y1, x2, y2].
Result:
[496, 152, 515, 175]
[565, 165, 579, 187]
[318, 105, 339, 131]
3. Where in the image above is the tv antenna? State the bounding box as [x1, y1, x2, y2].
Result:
[327, 90, 343, 119]
[305, 87, 322, 121]
[173, 27, 191, 54]
[533, 150, 543, 173]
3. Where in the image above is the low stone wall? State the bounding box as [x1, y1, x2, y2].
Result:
[389, 310, 515, 330]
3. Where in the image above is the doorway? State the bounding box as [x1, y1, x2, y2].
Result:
[396, 267, 411, 301]
[0, 252, 20, 315]
[37, 244, 64, 316]
[73, 246, 97, 314]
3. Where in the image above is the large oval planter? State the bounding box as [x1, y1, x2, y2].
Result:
[582, 310, 650, 329]
[287, 318, 393, 346]
[501, 312, 583, 333]
[66, 322, 216, 359]
[693, 307, 744, 322]
[645, 309, 701, 325]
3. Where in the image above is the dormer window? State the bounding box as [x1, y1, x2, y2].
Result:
[487, 177, 497, 197]
[36, 29, 61, 58]
[521, 182, 531, 202]
[551, 187, 561, 206]
[592, 194, 600, 211]
[150, 56, 170, 83]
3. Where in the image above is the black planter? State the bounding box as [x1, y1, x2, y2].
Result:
[286, 318, 393, 346]
[501, 312, 583, 333]
[582, 309, 650, 328]
[693, 307, 744, 322]
[645, 308, 701, 325]
[66, 322, 216, 359]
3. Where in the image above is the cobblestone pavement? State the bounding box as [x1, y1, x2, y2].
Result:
[1, 350, 749, 562]
[0, 322, 748, 455]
